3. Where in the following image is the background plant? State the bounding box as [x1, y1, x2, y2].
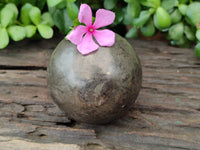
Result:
[1, 0, 200, 58]
[0, 1, 54, 49]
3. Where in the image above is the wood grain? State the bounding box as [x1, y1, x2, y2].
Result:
[0, 37, 200, 150]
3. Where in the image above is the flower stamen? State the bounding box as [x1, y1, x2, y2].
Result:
[88, 27, 94, 33]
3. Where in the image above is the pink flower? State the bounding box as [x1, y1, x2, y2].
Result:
[66, 4, 115, 55]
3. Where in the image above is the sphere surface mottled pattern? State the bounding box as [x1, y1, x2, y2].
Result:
[47, 34, 142, 124]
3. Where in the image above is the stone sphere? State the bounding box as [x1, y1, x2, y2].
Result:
[47, 34, 142, 124]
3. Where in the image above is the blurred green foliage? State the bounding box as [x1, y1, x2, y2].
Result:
[1, 0, 200, 58]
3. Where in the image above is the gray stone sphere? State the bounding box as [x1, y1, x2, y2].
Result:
[47, 34, 142, 124]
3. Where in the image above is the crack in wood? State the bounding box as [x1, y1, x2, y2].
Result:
[56, 119, 76, 127]
[131, 104, 199, 114]
[17, 113, 28, 119]
[0, 65, 47, 71]
[0, 82, 47, 87]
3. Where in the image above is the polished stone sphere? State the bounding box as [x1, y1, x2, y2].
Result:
[47, 34, 142, 124]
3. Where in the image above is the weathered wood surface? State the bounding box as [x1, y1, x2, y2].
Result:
[0, 37, 200, 150]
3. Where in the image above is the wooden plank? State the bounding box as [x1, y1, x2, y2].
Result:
[0, 136, 81, 150]
[0, 38, 200, 149]
[0, 70, 46, 86]
[0, 38, 60, 68]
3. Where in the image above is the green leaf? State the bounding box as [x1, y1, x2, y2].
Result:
[7, 25, 26, 41]
[66, 1, 79, 20]
[5, 3, 18, 23]
[66, 0, 76, 2]
[178, 4, 188, 15]
[41, 12, 54, 27]
[0, 6, 14, 27]
[185, 16, 194, 26]
[184, 25, 195, 41]
[161, 0, 178, 11]
[36, 0, 47, 10]
[123, 7, 133, 25]
[170, 9, 182, 24]
[114, 8, 124, 24]
[178, 0, 189, 4]
[186, 2, 200, 27]
[37, 24, 53, 39]
[170, 36, 190, 48]
[127, 1, 141, 18]
[140, 0, 160, 8]
[104, 0, 118, 10]
[141, 19, 155, 37]
[0, 0, 21, 5]
[25, 25, 36, 38]
[133, 10, 151, 28]
[20, 0, 37, 5]
[0, 27, 9, 49]
[0, 3, 4, 9]
[196, 29, 200, 41]
[124, 0, 135, 2]
[195, 43, 200, 58]
[47, 0, 63, 7]
[168, 22, 184, 41]
[20, 3, 33, 25]
[154, 7, 171, 30]
[55, 0, 66, 9]
[29, 6, 41, 25]
[148, 8, 156, 14]
[125, 26, 138, 38]
[73, 18, 85, 27]
[48, 7, 73, 34]
[73, 18, 80, 27]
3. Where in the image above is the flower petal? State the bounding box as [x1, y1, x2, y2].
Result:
[93, 29, 115, 47]
[78, 4, 92, 26]
[93, 9, 115, 29]
[77, 32, 99, 55]
[66, 25, 87, 45]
